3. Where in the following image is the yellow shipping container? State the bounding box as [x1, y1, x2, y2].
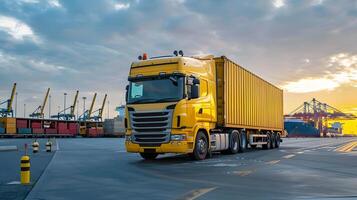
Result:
[6, 127, 16, 134]
[214, 56, 283, 131]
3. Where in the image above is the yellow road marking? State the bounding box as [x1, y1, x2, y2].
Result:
[232, 170, 253, 176]
[335, 141, 357, 152]
[283, 154, 295, 159]
[266, 160, 280, 165]
[178, 187, 217, 200]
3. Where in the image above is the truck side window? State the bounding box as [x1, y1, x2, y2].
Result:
[131, 82, 143, 98]
[200, 80, 208, 96]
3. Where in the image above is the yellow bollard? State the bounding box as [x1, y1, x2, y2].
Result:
[20, 155, 30, 184]
[46, 140, 52, 152]
[32, 140, 39, 153]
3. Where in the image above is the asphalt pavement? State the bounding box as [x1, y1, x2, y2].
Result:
[1, 137, 357, 200]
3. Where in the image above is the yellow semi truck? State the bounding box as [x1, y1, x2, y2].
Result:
[125, 51, 283, 160]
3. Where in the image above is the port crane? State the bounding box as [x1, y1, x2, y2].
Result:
[0, 83, 16, 117]
[51, 91, 79, 120]
[78, 93, 97, 121]
[30, 88, 50, 118]
[90, 94, 107, 122]
[286, 98, 356, 135]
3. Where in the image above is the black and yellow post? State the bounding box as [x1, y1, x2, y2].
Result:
[32, 140, 39, 153]
[46, 139, 52, 152]
[21, 145, 30, 184]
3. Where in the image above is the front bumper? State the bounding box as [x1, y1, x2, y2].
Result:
[125, 140, 193, 154]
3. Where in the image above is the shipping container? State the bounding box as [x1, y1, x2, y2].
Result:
[18, 128, 32, 134]
[32, 128, 44, 134]
[0, 127, 5, 134]
[214, 57, 283, 131]
[16, 119, 29, 128]
[45, 128, 57, 134]
[31, 121, 42, 129]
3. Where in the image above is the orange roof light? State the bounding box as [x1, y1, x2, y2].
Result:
[143, 53, 148, 60]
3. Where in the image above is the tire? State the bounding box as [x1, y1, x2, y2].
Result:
[227, 130, 239, 154]
[140, 153, 158, 160]
[271, 133, 276, 149]
[192, 131, 208, 160]
[250, 144, 257, 149]
[238, 131, 247, 153]
[262, 133, 271, 150]
[275, 133, 281, 148]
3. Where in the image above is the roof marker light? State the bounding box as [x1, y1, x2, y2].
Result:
[179, 50, 184, 56]
[143, 53, 148, 60]
[138, 55, 142, 60]
[173, 50, 178, 56]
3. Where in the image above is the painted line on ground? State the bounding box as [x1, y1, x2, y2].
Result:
[283, 154, 295, 159]
[266, 160, 280, 165]
[228, 170, 254, 176]
[6, 181, 21, 185]
[335, 141, 357, 153]
[0, 145, 18, 152]
[177, 187, 217, 200]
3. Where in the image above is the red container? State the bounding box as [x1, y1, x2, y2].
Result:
[17, 119, 28, 128]
[31, 121, 42, 128]
[58, 122, 67, 129]
[97, 128, 104, 135]
[87, 128, 98, 137]
[32, 128, 44, 134]
[68, 123, 78, 130]
[58, 127, 69, 134]
[45, 128, 57, 134]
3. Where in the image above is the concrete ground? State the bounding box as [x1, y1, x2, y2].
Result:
[1, 137, 357, 200]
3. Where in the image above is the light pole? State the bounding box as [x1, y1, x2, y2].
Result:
[76, 100, 79, 119]
[23, 103, 26, 117]
[15, 92, 18, 117]
[49, 95, 51, 118]
[58, 105, 60, 113]
[64, 93, 67, 115]
[82, 97, 87, 114]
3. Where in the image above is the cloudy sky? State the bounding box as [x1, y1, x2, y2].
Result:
[0, 0, 356, 118]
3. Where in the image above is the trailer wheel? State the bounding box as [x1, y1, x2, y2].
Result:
[271, 133, 276, 149]
[238, 131, 247, 153]
[262, 133, 271, 150]
[250, 144, 257, 149]
[192, 131, 208, 160]
[140, 153, 158, 160]
[275, 133, 281, 148]
[226, 130, 239, 154]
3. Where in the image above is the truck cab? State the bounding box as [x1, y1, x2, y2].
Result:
[125, 53, 217, 160]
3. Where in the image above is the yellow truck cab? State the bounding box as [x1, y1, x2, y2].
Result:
[125, 51, 283, 160]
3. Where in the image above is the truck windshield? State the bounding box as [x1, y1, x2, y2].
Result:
[128, 76, 184, 104]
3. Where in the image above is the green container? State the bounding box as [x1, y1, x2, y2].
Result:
[18, 128, 32, 134]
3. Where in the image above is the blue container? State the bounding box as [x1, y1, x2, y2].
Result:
[285, 121, 319, 137]
[0, 122, 4, 128]
[18, 128, 32, 134]
[0, 127, 5, 134]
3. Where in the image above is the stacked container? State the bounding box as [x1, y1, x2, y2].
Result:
[68, 122, 79, 136]
[58, 122, 69, 135]
[17, 119, 31, 134]
[0, 120, 5, 134]
[0, 118, 17, 134]
[44, 120, 57, 134]
[31, 120, 44, 134]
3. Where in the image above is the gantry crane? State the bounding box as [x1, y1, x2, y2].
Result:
[51, 91, 79, 120]
[90, 94, 107, 121]
[30, 88, 50, 118]
[0, 83, 16, 117]
[78, 93, 97, 121]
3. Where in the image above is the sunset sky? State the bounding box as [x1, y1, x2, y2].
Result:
[0, 0, 356, 118]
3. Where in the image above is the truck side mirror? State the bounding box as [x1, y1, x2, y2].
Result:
[190, 78, 200, 99]
[125, 85, 129, 102]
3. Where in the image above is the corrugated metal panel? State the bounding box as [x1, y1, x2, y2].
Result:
[215, 57, 283, 131]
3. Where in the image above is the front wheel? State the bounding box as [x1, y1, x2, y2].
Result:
[192, 131, 208, 160]
[140, 153, 158, 160]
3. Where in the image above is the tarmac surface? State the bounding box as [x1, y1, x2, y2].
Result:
[1, 137, 357, 200]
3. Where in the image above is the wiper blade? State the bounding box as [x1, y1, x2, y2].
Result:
[154, 97, 179, 102]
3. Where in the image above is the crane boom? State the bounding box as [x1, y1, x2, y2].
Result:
[7, 83, 16, 112]
[40, 88, 50, 116]
[70, 90, 79, 116]
[98, 94, 107, 118]
[88, 93, 97, 118]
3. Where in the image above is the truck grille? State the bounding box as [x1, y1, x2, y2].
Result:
[130, 110, 172, 144]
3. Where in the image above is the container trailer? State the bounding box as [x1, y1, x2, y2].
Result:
[124, 53, 284, 160]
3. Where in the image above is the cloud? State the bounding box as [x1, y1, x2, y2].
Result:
[282, 53, 357, 93]
[273, 0, 285, 8]
[114, 2, 130, 10]
[0, 15, 40, 43]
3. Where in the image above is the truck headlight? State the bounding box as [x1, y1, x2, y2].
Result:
[171, 134, 186, 141]
[125, 135, 132, 141]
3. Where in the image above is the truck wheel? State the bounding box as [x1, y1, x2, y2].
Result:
[275, 133, 281, 148]
[262, 133, 271, 150]
[238, 131, 247, 153]
[140, 153, 158, 160]
[227, 130, 239, 154]
[271, 133, 276, 149]
[193, 131, 208, 160]
[250, 144, 257, 149]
